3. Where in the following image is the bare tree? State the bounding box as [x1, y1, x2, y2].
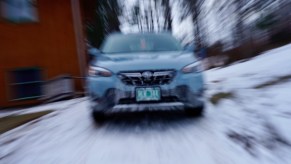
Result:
[161, 0, 172, 31]
[149, 0, 155, 31]
[154, 0, 161, 31]
[126, 0, 173, 32]
[180, 0, 205, 49]
[99, 0, 122, 33]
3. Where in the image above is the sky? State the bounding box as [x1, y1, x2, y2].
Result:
[120, 0, 195, 44]
[119, 0, 229, 46]
[119, 0, 276, 47]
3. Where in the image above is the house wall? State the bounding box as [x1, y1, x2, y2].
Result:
[0, 0, 85, 107]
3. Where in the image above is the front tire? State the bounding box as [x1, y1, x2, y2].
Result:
[185, 105, 204, 117]
[92, 111, 106, 124]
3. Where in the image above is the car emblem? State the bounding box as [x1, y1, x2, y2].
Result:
[142, 71, 153, 79]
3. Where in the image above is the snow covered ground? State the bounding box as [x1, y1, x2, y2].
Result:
[0, 44, 291, 164]
[0, 98, 87, 118]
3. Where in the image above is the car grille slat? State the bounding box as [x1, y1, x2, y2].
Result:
[119, 70, 176, 86]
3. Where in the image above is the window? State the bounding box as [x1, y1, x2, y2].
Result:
[0, 0, 38, 23]
[101, 34, 183, 54]
[8, 67, 43, 101]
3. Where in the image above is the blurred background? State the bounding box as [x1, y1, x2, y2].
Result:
[1, 1, 291, 163]
[0, 0, 290, 109]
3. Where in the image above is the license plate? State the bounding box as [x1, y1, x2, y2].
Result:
[136, 87, 161, 102]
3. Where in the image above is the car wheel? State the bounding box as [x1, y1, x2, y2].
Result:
[92, 111, 106, 124]
[185, 105, 204, 117]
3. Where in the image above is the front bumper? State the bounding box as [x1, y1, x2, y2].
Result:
[87, 72, 204, 112]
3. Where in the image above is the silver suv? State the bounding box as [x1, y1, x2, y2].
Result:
[87, 33, 204, 123]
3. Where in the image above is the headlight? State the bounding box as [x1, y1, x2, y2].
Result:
[182, 62, 202, 73]
[88, 66, 112, 77]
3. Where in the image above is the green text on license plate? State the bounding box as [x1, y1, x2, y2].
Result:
[136, 87, 161, 102]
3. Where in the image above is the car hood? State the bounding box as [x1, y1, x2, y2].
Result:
[92, 51, 197, 73]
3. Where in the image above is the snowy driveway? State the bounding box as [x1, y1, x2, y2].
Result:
[0, 99, 271, 164]
[1, 45, 291, 164]
[1, 98, 290, 164]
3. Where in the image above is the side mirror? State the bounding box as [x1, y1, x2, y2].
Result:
[88, 48, 101, 57]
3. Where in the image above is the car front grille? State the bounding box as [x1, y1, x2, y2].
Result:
[118, 70, 176, 86]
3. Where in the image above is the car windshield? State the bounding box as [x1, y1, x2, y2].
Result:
[100, 33, 183, 54]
